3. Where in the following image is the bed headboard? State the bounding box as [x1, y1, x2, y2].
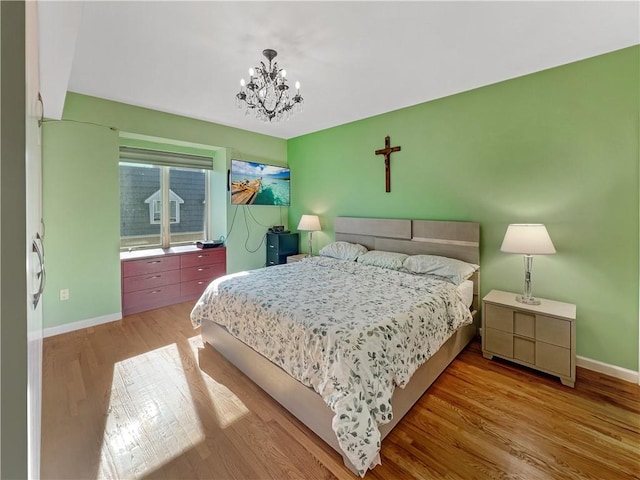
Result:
[334, 217, 480, 312]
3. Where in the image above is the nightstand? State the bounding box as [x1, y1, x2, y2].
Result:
[286, 253, 311, 263]
[482, 290, 577, 387]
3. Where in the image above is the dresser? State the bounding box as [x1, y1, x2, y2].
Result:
[266, 232, 299, 266]
[482, 290, 577, 387]
[121, 246, 226, 316]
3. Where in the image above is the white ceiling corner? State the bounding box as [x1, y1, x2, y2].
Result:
[37, 0, 84, 121]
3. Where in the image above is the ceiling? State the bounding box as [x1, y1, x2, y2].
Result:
[38, 1, 639, 140]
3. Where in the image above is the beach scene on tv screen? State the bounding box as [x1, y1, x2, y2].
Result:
[231, 160, 290, 206]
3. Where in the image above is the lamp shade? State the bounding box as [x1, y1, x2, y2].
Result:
[500, 224, 556, 255]
[297, 214, 321, 232]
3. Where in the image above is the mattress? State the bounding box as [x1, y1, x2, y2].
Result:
[191, 256, 473, 475]
[459, 279, 474, 309]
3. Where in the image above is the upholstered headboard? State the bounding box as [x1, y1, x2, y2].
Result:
[334, 217, 480, 312]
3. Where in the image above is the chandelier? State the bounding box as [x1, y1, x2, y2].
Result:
[236, 49, 304, 122]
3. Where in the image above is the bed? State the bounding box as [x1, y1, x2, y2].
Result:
[191, 217, 480, 476]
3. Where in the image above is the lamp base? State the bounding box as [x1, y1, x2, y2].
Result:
[516, 294, 541, 305]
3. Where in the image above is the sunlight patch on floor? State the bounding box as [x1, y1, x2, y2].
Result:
[97, 343, 204, 478]
[188, 335, 251, 428]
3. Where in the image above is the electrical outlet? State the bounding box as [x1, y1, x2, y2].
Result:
[59, 288, 69, 301]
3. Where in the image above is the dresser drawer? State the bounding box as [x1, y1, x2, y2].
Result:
[485, 304, 513, 333]
[123, 255, 180, 277]
[180, 249, 225, 268]
[181, 278, 212, 298]
[123, 283, 181, 309]
[180, 263, 226, 283]
[122, 269, 180, 293]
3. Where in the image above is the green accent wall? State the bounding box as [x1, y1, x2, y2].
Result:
[42, 93, 288, 328]
[287, 46, 639, 371]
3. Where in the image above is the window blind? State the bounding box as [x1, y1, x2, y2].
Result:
[119, 147, 213, 170]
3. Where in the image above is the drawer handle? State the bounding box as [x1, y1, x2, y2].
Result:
[269, 245, 274, 248]
[197, 281, 204, 285]
[197, 254, 208, 258]
[148, 290, 161, 294]
[147, 260, 162, 264]
[148, 275, 162, 279]
[197, 267, 209, 272]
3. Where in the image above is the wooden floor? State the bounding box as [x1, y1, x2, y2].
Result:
[42, 301, 640, 480]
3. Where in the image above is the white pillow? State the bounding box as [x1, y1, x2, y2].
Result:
[319, 241, 367, 261]
[357, 250, 408, 270]
[403, 254, 479, 285]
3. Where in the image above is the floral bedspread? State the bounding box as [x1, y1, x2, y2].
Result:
[190, 256, 472, 475]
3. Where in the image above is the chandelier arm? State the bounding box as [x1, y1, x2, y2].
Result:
[251, 87, 279, 115]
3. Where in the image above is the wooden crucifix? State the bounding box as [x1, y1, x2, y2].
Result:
[374, 135, 401, 192]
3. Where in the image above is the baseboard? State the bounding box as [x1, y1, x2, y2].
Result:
[43, 312, 122, 338]
[576, 356, 639, 384]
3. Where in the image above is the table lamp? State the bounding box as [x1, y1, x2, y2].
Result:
[500, 224, 556, 305]
[297, 214, 321, 257]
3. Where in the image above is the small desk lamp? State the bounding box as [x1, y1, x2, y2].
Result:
[297, 214, 321, 257]
[500, 224, 556, 305]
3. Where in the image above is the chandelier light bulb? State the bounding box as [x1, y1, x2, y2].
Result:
[295, 81, 300, 90]
[281, 69, 286, 78]
[240, 78, 245, 87]
[249, 68, 254, 76]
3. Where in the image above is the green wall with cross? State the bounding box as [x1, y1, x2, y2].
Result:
[287, 46, 639, 372]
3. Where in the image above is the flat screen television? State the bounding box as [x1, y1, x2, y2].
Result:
[230, 159, 290, 206]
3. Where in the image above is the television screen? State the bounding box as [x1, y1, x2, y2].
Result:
[230, 159, 290, 206]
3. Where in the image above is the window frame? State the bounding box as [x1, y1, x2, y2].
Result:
[119, 147, 213, 251]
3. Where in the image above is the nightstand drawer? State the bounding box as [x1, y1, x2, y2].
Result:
[485, 304, 513, 333]
[536, 315, 570, 348]
[514, 337, 535, 364]
[485, 328, 513, 358]
[536, 342, 571, 376]
[514, 312, 535, 338]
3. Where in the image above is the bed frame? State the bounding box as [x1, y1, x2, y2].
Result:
[201, 217, 480, 474]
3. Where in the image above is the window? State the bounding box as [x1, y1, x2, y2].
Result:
[119, 147, 213, 250]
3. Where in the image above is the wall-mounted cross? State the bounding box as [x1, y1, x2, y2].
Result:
[374, 135, 401, 192]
